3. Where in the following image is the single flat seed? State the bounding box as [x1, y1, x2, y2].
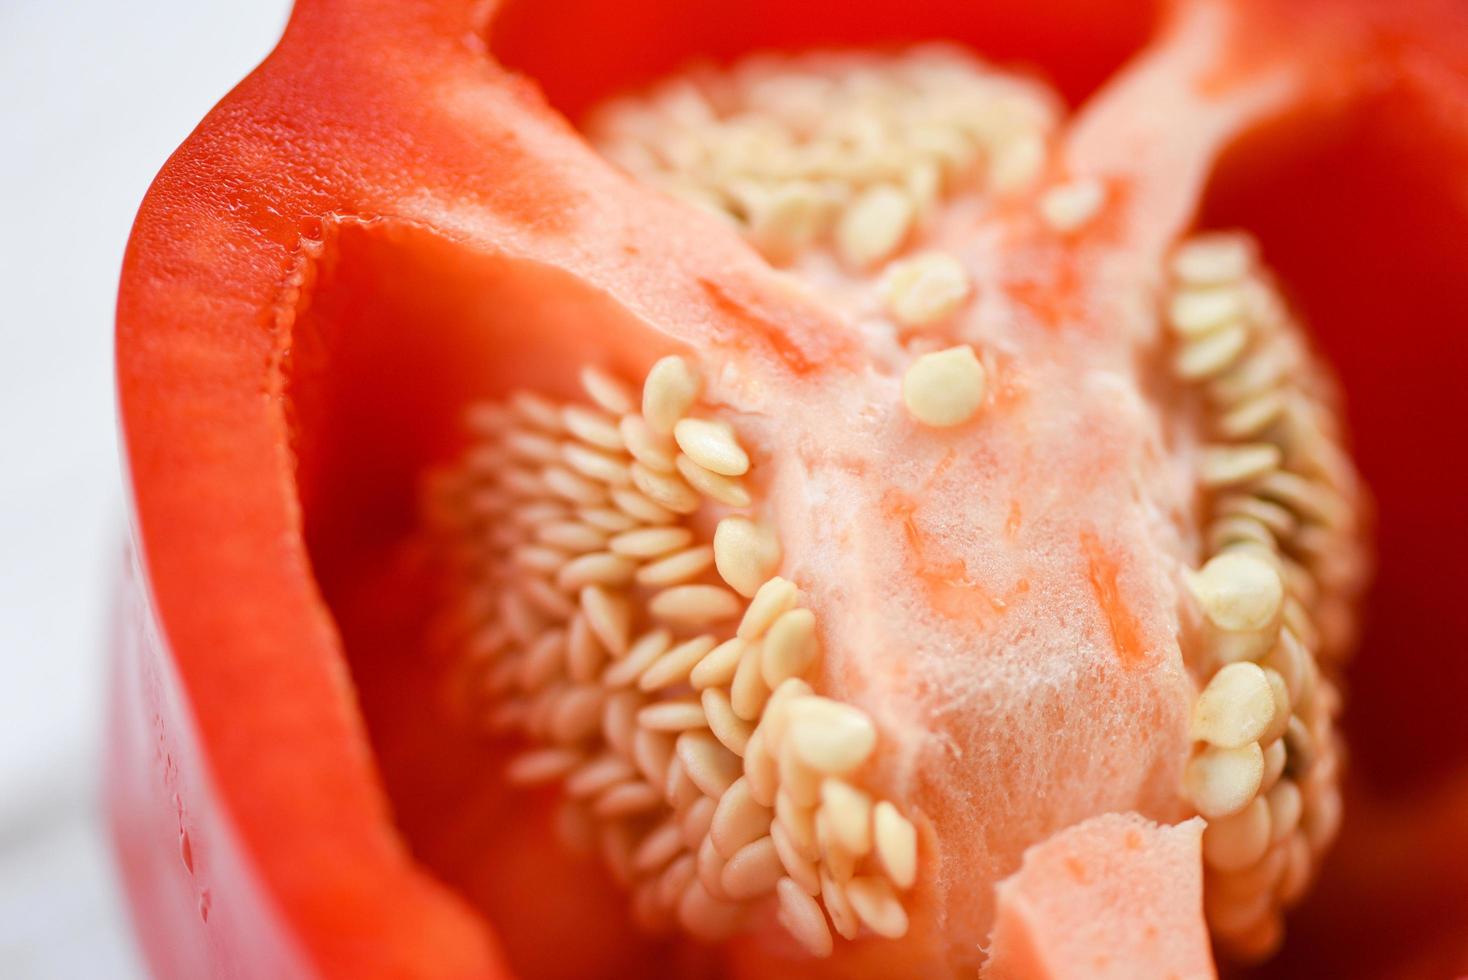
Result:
[638, 699, 709, 732]
[1260, 668, 1292, 744]
[902, 345, 987, 427]
[549, 685, 605, 743]
[696, 833, 729, 901]
[1219, 391, 1287, 439]
[743, 727, 779, 807]
[650, 584, 744, 627]
[713, 517, 782, 598]
[632, 726, 674, 789]
[580, 585, 631, 656]
[1175, 323, 1249, 380]
[632, 462, 702, 513]
[711, 777, 773, 858]
[845, 876, 909, 939]
[636, 545, 716, 588]
[1202, 795, 1271, 872]
[771, 818, 822, 894]
[721, 835, 784, 900]
[703, 687, 755, 756]
[562, 443, 631, 486]
[761, 608, 820, 688]
[873, 801, 918, 889]
[543, 466, 608, 506]
[675, 454, 752, 508]
[658, 853, 698, 911]
[505, 430, 561, 464]
[988, 130, 1048, 195]
[1191, 662, 1277, 749]
[779, 745, 823, 810]
[1184, 742, 1265, 819]
[641, 635, 720, 692]
[557, 551, 637, 591]
[665, 756, 702, 810]
[760, 677, 815, 749]
[787, 696, 879, 774]
[579, 506, 639, 533]
[1172, 234, 1254, 284]
[677, 880, 743, 943]
[499, 467, 546, 499]
[506, 747, 581, 785]
[739, 577, 800, 639]
[1188, 552, 1284, 634]
[1260, 738, 1288, 795]
[820, 779, 873, 857]
[643, 355, 703, 436]
[566, 754, 637, 798]
[731, 640, 772, 721]
[536, 520, 606, 553]
[1266, 779, 1303, 844]
[510, 391, 564, 431]
[595, 780, 665, 819]
[604, 629, 673, 688]
[1038, 177, 1104, 232]
[681, 796, 717, 850]
[601, 689, 643, 756]
[522, 576, 577, 620]
[562, 405, 627, 452]
[610, 487, 678, 525]
[633, 820, 686, 874]
[776, 877, 834, 958]
[518, 630, 567, 690]
[837, 184, 914, 268]
[882, 251, 971, 328]
[677, 731, 743, 798]
[821, 868, 860, 941]
[1167, 286, 1246, 338]
[690, 637, 746, 689]
[620, 414, 677, 473]
[609, 526, 693, 558]
[674, 418, 750, 476]
[580, 364, 636, 415]
[775, 788, 820, 861]
[513, 545, 568, 576]
[1278, 832, 1313, 905]
[1200, 443, 1283, 488]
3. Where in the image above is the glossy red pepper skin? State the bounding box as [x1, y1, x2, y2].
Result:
[110, 1, 1468, 977]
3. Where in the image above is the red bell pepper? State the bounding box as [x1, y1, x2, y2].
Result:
[111, 0, 1468, 977]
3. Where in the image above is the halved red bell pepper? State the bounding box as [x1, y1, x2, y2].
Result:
[111, 0, 1468, 977]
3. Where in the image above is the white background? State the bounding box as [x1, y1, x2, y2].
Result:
[1, 1, 293, 975]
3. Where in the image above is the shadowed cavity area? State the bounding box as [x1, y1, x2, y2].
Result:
[284, 220, 699, 980]
[488, 0, 1161, 120]
[1196, 93, 1468, 979]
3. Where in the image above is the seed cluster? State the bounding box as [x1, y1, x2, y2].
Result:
[585, 47, 1058, 269]
[1168, 233, 1364, 960]
[430, 358, 920, 955]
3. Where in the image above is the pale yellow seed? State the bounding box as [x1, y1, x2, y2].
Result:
[690, 637, 745, 689]
[681, 796, 716, 850]
[775, 789, 819, 861]
[579, 585, 631, 655]
[619, 413, 677, 473]
[510, 390, 564, 431]
[873, 801, 918, 889]
[836, 184, 914, 268]
[675, 454, 752, 508]
[637, 699, 708, 733]
[779, 745, 823, 810]
[845, 876, 909, 939]
[677, 730, 742, 798]
[1175, 323, 1249, 381]
[673, 418, 750, 476]
[677, 880, 742, 943]
[603, 629, 673, 688]
[710, 777, 773, 858]
[561, 443, 631, 486]
[721, 836, 784, 900]
[1267, 779, 1303, 844]
[771, 819, 822, 895]
[600, 689, 642, 756]
[761, 608, 820, 688]
[988, 131, 1048, 195]
[730, 639, 771, 721]
[649, 584, 744, 627]
[562, 405, 626, 452]
[549, 685, 605, 743]
[882, 251, 971, 329]
[609, 526, 694, 559]
[759, 677, 815, 749]
[665, 755, 702, 810]
[821, 868, 860, 941]
[1260, 737, 1287, 795]
[579, 365, 636, 415]
[1184, 742, 1265, 819]
[632, 726, 674, 789]
[1202, 795, 1271, 872]
[579, 506, 639, 533]
[631, 461, 701, 513]
[1167, 286, 1246, 338]
[542, 465, 607, 506]
[636, 545, 716, 588]
[506, 747, 581, 785]
[775, 878, 834, 957]
[743, 727, 779, 808]
[609, 486, 678, 525]
[1188, 552, 1285, 634]
[820, 779, 873, 856]
[738, 576, 800, 639]
[1200, 443, 1282, 488]
[1191, 662, 1277, 749]
[536, 521, 606, 554]
[639, 635, 719, 692]
[696, 834, 729, 902]
[1172, 234, 1254, 285]
[787, 696, 878, 774]
[504, 430, 561, 464]
[713, 517, 782, 598]
[902, 345, 987, 427]
[643, 355, 703, 436]
[703, 687, 754, 756]
[1038, 177, 1104, 233]
[557, 551, 637, 591]
[1260, 668, 1291, 744]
